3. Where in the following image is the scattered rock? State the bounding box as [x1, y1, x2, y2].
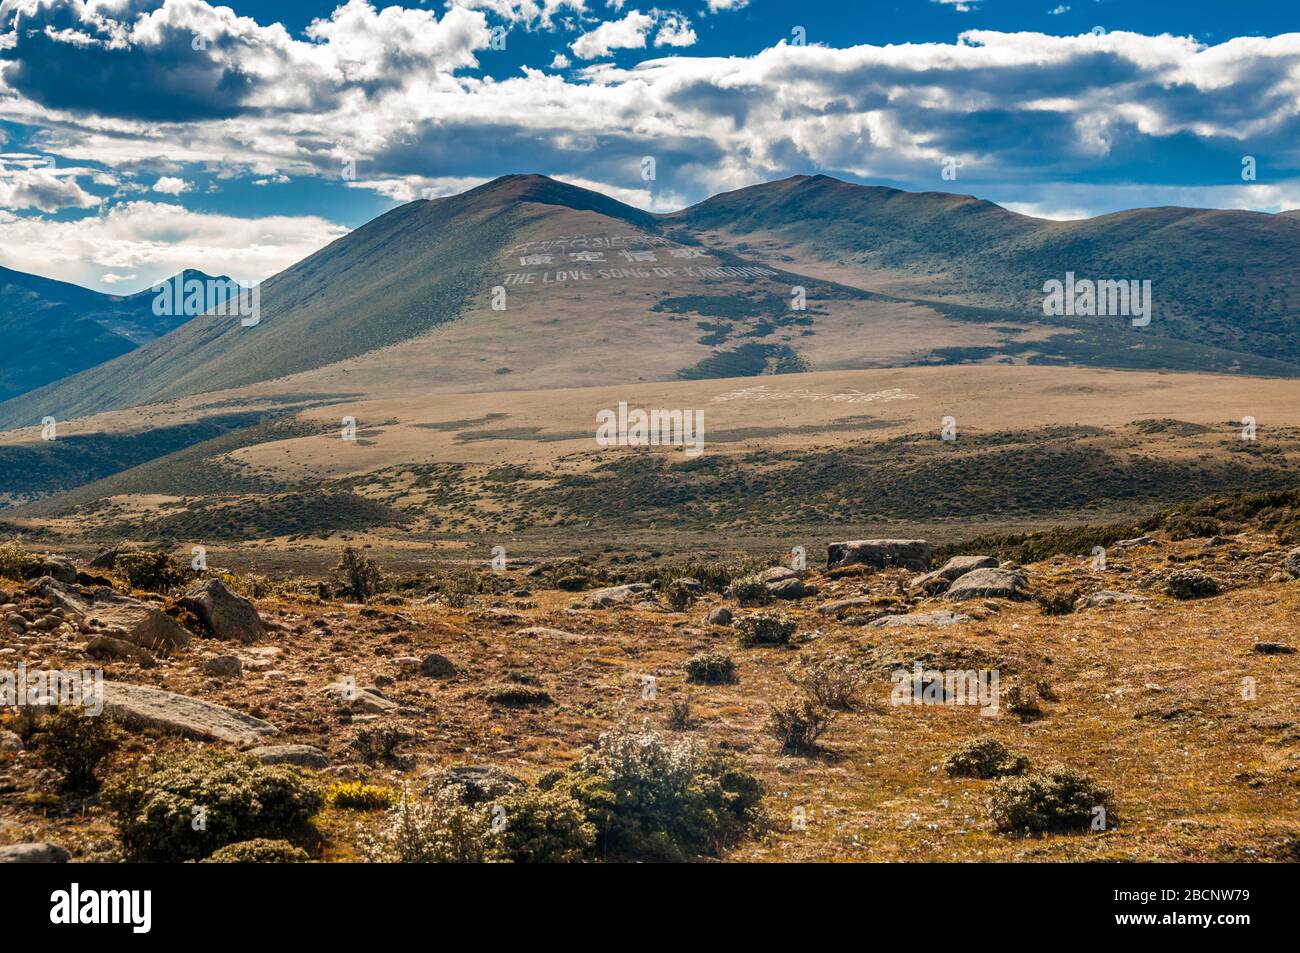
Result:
[85, 635, 158, 668]
[707, 606, 733, 626]
[419, 652, 459, 677]
[1115, 536, 1158, 549]
[422, 765, 525, 804]
[39, 555, 77, 584]
[911, 555, 999, 592]
[581, 583, 654, 608]
[99, 681, 278, 746]
[1253, 641, 1296, 655]
[767, 577, 807, 600]
[1285, 547, 1300, 579]
[945, 568, 1030, 601]
[0, 843, 69, 864]
[1079, 590, 1153, 608]
[320, 681, 399, 713]
[202, 654, 243, 678]
[826, 539, 931, 571]
[867, 610, 973, 628]
[28, 577, 190, 652]
[177, 578, 266, 644]
[247, 744, 330, 768]
[817, 596, 878, 617]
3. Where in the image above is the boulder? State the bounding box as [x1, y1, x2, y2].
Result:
[817, 596, 877, 617]
[247, 744, 330, 768]
[707, 607, 733, 626]
[867, 610, 973, 628]
[767, 577, 807, 600]
[27, 577, 190, 652]
[320, 680, 399, 713]
[1115, 536, 1158, 550]
[89, 545, 135, 570]
[1079, 590, 1153, 608]
[0, 843, 69, 864]
[0, 730, 22, 752]
[98, 681, 278, 746]
[177, 578, 265, 644]
[39, 555, 77, 584]
[422, 765, 525, 805]
[756, 567, 799, 585]
[581, 583, 654, 608]
[202, 654, 243, 677]
[945, 568, 1030, 601]
[1253, 641, 1296, 655]
[85, 635, 158, 668]
[1285, 547, 1300, 580]
[827, 539, 931, 571]
[912, 555, 999, 592]
[419, 652, 459, 677]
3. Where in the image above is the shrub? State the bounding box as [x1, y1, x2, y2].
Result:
[1002, 683, 1042, 719]
[666, 696, 693, 731]
[1166, 568, 1221, 600]
[113, 551, 194, 593]
[789, 655, 862, 710]
[988, 767, 1113, 834]
[32, 709, 122, 791]
[943, 738, 1030, 779]
[1036, 588, 1079, 616]
[767, 695, 833, 753]
[726, 576, 770, 607]
[495, 787, 596, 863]
[349, 723, 412, 764]
[0, 540, 41, 581]
[328, 781, 400, 811]
[550, 722, 764, 862]
[646, 557, 767, 594]
[735, 611, 796, 646]
[665, 578, 697, 611]
[485, 685, 552, 707]
[360, 787, 498, 863]
[202, 839, 309, 863]
[684, 652, 737, 685]
[101, 748, 325, 861]
[335, 546, 383, 601]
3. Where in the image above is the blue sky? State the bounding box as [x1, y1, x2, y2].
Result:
[1, 0, 1298, 292]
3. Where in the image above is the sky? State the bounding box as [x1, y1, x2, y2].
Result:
[1, 0, 1299, 292]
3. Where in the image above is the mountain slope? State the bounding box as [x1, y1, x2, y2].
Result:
[0, 266, 219, 402]
[670, 175, 1300, 363]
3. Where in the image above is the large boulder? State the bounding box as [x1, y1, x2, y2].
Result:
[39, 555, 77, 584]
[827, 539, 931, 571]
[945, 568, 1030, 601]
[867, 610, 973, 628]
[28, 576, 190, 652]
[1285, 547, 1300, 579]
[247, 744, 330, 768]
[0, 843, 69, 863]
[97, 681, 278, 746]
[177, 578, 265, 644]
[911, 554, 999, 592]
[581, 583, 654, 609]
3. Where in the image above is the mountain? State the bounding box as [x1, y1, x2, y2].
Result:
[670, 174, 1300, 363]
[0, 266, 226, 402]
[5, 173, 1300, 436]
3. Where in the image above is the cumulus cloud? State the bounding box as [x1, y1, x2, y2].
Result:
[444, 0, 586, 30]
[654, 14, 696, 49]
[0, 202, 348, 292]
[152, 176, 191, 194]
[570, 10, 654, 59]
[0, 158, 102, 212]
[706, 0, 748, 12]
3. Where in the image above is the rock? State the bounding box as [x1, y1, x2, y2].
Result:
[827, 539, 931, 571]
[247, 744, 330, 768]
[945, 568, 1030, 601]
[89, 545, 135, 570]
[867, 610, 973, 628]
[422, 765, 525, 805]
[1203, 535, 1233, 548]
[98, 681, 278, 746]
[419, 652, 459, 677]
[27, 577, 190, 652]
[817, 596, 877, 616]
[756, 567, 798, 585]
[0, 843, 69, 863]
[0, 730, 22, 753]
[1079, 590, 1153, 608]
[767, 577, 807, 600]
[177, 578, 265, 644]
[707, 606, 733, 626]
[513, 626, 587, 641]
[1115, 536, 1158, 549]
[320, 681, 399, 713]
[202, 654, 243, 677]
[1285, 547, 1300, 579]
[912, 554, 999, 591]
[1253, 641, 1296, 655]
[39, 555, 77, 584]
[581, 583, 654, 608]
[85, 635, 157, 668]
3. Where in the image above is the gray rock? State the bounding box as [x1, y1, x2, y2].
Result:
[756, 567, 799, 585]
[422, 765, 525, 805]
[39, 555, 77, 584]
[1253, 641, 1296, 655]
[767, 577, 807, 600]
[1286, 547, 1300, 579]
[99, 681, 278, 746]
[27, 576, 190, 652]
[827, 539, 931, 571]
[930, 555, 999, 583]
[419, 652, 459, 677]
[1079, 590, 1153, 608]
[0, 730, 22, 752]
[85, 635, 158, 668]
[177, 578, 265, 644]
[513, 626, 587, 641]
[89, 545, 135, 570]
[202, 654, 243, 677]
[1115, 536, 1158, 549]
[816, 596, 877, 616]
[707, 606, 733, 625]
[0, 843, 69, 863]
[945, 568, 1030, 601]
[247, 744, 330, 768]
[867, 610, 973, 628]
[320, 681, 399, 713]
[581, 583, 654, 608]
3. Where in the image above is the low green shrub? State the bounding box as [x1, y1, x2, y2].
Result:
[360, 787, 497, 863]
[32, 709, 122, 791]
[495, 787, 596, 863]
[988, 767, 1113, 834]
[943, 738, 1030, 779]
[1166, 568, 1221, 599]
[328, 781, 400, 810]
[735, 611, 795, 646]
[684, 652, 737, 685]
[202, 838, 309, 863]
[113, 551, 194, 593]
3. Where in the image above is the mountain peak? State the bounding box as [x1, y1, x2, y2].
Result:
[454, 173, 658, 229]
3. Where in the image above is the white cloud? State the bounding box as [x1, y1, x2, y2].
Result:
[932, 0, 978, 11]
[1048, 5, 1070, 14]
[0, 203, 348, 292]
[0, 160, 102, 212]
[550, 52, 571, 68]
[706, 0, 748, 12]
[444, 0, 586, 30]
[152, 176, 191, 195]
[654, 14, 696, 49]
[570, 10, 654, 59]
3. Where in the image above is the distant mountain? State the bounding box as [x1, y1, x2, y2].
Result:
[669, 174, 1300, 363]
[0, 266, 227, 402]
